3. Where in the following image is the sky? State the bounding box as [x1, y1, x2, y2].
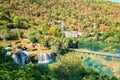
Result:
[109, 0, 120, 3]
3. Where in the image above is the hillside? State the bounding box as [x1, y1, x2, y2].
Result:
[0, 0, 120, 43]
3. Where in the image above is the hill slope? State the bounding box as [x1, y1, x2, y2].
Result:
[0, 0, 120, 47]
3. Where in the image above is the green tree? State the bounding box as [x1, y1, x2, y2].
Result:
[48, 25, 62, 37]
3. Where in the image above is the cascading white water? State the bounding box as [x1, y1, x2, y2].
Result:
[5, 46, 12, 51]
[5, 46, 12, 58]
[5, 46, 55, 66]
[38, 53, 55, 64]
[12, 52, 21, 64]
[18, 49, 31, 68]
[4, 47, 30, 68]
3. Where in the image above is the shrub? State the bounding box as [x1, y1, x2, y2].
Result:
[4, 31, 18, 40]
[48, 25, 62, 37]
[63, 37, 78, 48]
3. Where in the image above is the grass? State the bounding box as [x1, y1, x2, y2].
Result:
[0, 40, 17, 47]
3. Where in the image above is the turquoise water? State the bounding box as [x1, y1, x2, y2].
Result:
[108, 0, 120, 3]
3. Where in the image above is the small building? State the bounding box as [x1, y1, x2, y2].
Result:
[78, 32, 85, 36]
[64, 31, 78, 38]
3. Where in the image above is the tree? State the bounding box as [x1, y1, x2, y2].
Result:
[4, 31, 18, 40]
[48, 25, 62, 37]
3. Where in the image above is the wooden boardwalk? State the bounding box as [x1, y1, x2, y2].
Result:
[69, 48, 120, 58]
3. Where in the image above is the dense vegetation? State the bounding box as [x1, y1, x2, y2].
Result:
[0, 0, 120, 80]
[0, 0, 120, 51]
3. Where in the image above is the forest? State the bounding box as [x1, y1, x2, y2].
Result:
[0, 0, 120, 80]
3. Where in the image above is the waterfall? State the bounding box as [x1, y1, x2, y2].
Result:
[12, 53, 21, 64]
[51, 53, 55, 60]
[19, 50, 31, 67]
[5, 46, 56, 65]
[4, 47, 30, 68]
[5, 46, 12, 58]
[5, 46, 12, 51]
[5, 52, 11, 57]
[20, 52, 26, 67]
[38, 53, 55, 64]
